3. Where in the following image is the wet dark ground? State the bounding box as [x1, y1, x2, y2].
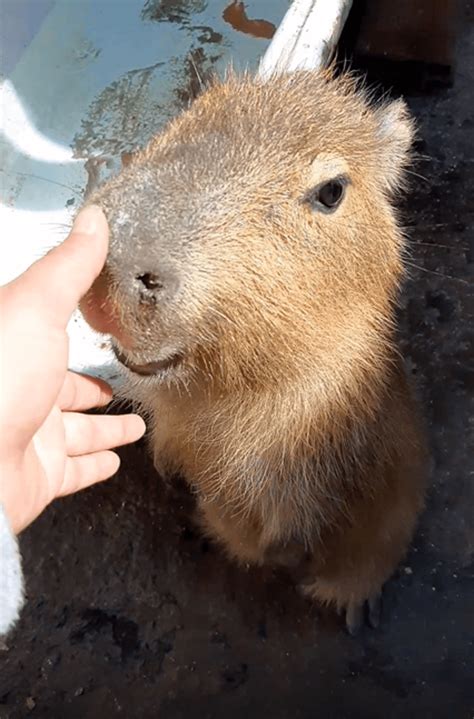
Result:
[1, 5, 473, 719]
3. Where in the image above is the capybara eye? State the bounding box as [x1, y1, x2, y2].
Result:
[309, 177, 347, 213]
[319, 181, 344, 208]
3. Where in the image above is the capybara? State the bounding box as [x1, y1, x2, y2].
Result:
[80, 70, 427, 633]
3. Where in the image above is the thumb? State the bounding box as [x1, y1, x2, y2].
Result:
[5, 205, 109, 329]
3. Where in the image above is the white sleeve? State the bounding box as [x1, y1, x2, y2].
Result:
[0, 503, 24, 636]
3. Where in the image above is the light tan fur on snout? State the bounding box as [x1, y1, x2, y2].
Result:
[81, 70, 427, 625]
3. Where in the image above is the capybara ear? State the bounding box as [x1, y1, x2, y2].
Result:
[373, 99, 415, 194]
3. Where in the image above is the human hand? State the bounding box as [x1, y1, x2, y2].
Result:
[0, 206, 146, 534]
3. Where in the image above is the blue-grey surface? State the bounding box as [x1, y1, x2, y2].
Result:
[2, 0, 287, 212]
[0, 0, 289, 380]
[0, 0, 54, 76]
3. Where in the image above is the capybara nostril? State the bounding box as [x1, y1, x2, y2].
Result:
[136, 272, 164, 292]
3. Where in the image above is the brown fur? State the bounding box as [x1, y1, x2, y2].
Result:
[81, 70, 427, 624]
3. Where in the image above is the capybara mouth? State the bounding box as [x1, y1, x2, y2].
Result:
[112, 344, 183, 377]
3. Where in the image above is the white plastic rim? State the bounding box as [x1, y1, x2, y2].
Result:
[258, 0, 353, 79]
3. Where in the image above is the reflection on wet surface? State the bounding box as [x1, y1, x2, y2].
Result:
[69, 1, 283, 198]
[73, 61, 168, 160]
[142, 0, 208, 24]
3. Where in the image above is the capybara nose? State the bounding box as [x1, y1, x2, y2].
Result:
[134, 271, 165, 305]
[132, 267, 182, 307]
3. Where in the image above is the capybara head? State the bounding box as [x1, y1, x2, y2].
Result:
[81, 71, 414, 394]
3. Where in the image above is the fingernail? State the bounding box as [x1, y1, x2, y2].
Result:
[72, 205, 104, 235]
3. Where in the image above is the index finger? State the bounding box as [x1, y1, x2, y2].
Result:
[57, 370, 113, 411]
[8, 205, 109, 328]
